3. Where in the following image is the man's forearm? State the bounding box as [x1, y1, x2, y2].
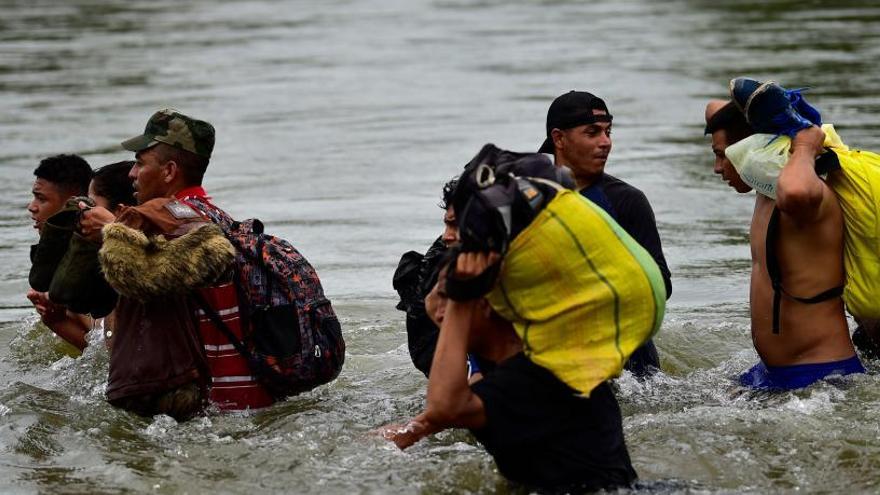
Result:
[426, 300, 473, 407]
[43, 312, 89, 351]
[777, 127, 826, 218]
[425, 300, 481, 427]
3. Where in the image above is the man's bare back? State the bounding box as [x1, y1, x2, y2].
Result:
[749, 188, 854, 366]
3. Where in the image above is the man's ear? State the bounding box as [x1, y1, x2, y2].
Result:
[162, 160, 179, 184]
[550, 128, 565, 152]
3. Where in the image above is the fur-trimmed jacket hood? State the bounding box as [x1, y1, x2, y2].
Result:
[99, 198, 235, 301]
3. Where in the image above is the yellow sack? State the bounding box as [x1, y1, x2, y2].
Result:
[823, 129, 880, 320]
[725, 125, 880, 320]
[485, 189, 666, 396]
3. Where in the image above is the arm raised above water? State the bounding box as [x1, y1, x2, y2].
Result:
[776, 126, 834, 223]
[423, 252, 500, 430]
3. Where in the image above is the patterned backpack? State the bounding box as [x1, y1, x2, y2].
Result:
[185, 196, 345, 399]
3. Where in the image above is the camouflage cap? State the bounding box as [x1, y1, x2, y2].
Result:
[121, 109, 215, 158]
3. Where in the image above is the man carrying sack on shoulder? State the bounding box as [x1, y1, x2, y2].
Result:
[381, 145, 665, 492]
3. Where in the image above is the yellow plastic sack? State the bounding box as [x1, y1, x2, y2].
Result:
[485, 189, 666, 396]
[824, 130, 880, 320]
[725, 124, 880, 320]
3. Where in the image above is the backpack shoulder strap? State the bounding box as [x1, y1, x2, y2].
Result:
[181, 196, 235, 231]
[191, 291, 253, 360]
[765, 207, 845, 334]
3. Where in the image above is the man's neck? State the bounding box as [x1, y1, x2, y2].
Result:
[553, 155, 602, 189]
[575, 174, 602, 190]
[480, 333, 523, 364]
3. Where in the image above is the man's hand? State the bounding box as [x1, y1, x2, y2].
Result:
[26, 289, 89, 351]
[78, 204, 116, 242]
[453, 251, 501, 279]
[791, 125, 826, 158]
[26, 289, 65, 325]
[376, 418, 438, 449]
[444, 251, 502, 302]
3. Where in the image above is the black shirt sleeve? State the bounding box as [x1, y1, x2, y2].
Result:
[602, 176, 672, 299]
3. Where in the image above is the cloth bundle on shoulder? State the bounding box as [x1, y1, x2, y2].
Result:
[453, 144, 667, 396]
[725, 124, 880, 320]
[30, 197, 117, 317]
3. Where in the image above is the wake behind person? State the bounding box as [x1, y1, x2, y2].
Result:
[539, 90, 672, 376]
[704, 78, 863, 390]
[382, 146, 666, 492]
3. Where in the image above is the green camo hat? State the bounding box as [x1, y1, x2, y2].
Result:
[121, 109, 215, 158]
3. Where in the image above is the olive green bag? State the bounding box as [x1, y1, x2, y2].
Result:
[31, 197, 118, 317]
[29, 201, 79, 292]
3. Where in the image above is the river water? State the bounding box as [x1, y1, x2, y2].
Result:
[2, 0, 880, 493]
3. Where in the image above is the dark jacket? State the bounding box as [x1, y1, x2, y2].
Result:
[102, 198, 232, 403]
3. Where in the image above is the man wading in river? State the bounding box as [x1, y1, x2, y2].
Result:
[381, 145, 666, 492]
[26, 154, 94, 351]
[539, 90, 671, 377]
[81, 110, 274, 418]
[704, 94, 863, 390]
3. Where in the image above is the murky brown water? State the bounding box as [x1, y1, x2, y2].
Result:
[2, 0, 880, 493]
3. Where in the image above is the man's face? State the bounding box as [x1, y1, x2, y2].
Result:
[442, 206, 460, 247]
[130, 146, 168, 204]
[27, 178, 69, 232]
[554, 109, 612, 182]
[87, 180, 112, 211]
[711, 129, 752, 193]
[425, 278, 448, 327]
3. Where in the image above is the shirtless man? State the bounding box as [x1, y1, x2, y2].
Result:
[705, 100, 863, 390]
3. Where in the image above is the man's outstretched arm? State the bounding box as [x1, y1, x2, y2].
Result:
[380, 252, 496, 449]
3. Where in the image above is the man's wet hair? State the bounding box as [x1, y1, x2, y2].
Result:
[153, 143, 209, 186]
[439, 177, 459, 210]
[92, 161, 136, 208]
[33, 154, 92, 195]
[705, 101, 754, 143]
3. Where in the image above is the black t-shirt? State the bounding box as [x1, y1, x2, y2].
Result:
[470, 353, 637, 491]
[581, 173, 672, 298]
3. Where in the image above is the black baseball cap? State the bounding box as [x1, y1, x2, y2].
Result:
[538, 91, 613, 154]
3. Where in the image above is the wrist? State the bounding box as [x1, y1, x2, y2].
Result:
[790, 141, 821, 157]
